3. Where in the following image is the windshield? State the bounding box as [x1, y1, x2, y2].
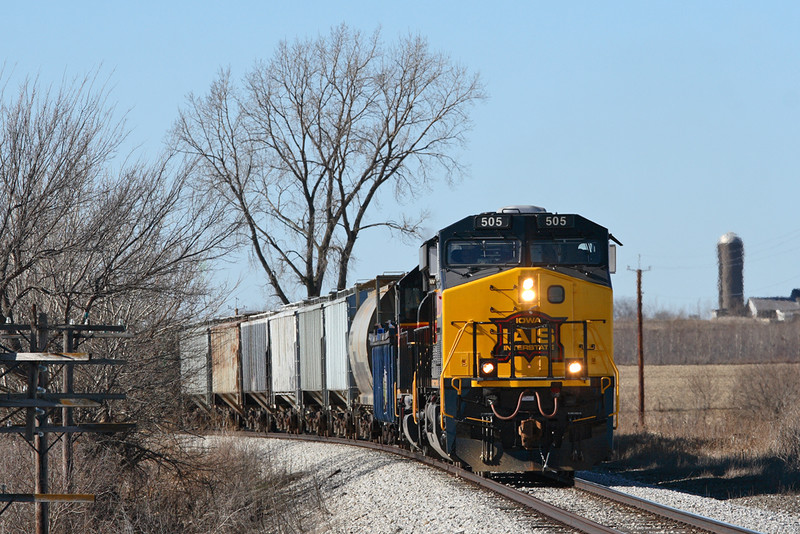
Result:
[530, 239, 603, 266]
[446, 239, 521, 266]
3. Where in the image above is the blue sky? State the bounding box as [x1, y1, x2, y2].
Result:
[4, 2, 800, 316]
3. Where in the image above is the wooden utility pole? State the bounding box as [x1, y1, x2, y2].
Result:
[33, 311, 49, 534]
[636, 269, 645, 427]
[628, 259, 651, 428]
[0, 312, 134, 532]
[62, 328, 75, 493]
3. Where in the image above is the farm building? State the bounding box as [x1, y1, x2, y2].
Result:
[746, 290, 800, 321]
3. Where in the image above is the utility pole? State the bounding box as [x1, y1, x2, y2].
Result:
[0, 311, 134, 532]
[628, 258, 651, 428]
[62, 328, 75, 493]
[33, 310, 49, 534]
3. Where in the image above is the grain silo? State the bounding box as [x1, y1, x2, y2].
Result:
[717, 232, 744, 315]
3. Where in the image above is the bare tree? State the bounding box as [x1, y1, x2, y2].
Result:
[614, 297, 638, 320]
[41, 158, 233, 324]
[0, 83, 233, 419]
[0, 72, 239, 533]
[0, 72, 125, 322]
[0, 71, 235, 322]
[172, 24, 486, 303]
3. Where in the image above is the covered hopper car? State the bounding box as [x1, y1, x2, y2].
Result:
[180, 206, 620, 475]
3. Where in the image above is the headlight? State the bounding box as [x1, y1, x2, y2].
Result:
[520, 277, 535, 302]
[522, 278, 534, 290]
[566, 360, 583, 375]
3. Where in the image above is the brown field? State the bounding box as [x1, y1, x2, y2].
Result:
[607, 363, 800, 497]
[616, 363, 800, 419]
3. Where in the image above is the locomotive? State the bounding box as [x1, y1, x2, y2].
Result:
[180, 206, 620, 475]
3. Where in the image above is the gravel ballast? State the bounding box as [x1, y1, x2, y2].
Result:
[201, 435, 800, 533]
[201, 435, 570, 533]
[562, 471, 799, 534]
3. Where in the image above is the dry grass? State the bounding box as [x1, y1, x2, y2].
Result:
[608, 363, 800, 497]
[0, 436, 328, 534]
[614, 318, 800, 365]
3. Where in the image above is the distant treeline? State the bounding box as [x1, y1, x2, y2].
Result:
[614, 318, 800, 365]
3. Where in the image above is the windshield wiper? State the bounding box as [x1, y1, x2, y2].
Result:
[444, 266, 474, 277]
[444, 265, 506, 278]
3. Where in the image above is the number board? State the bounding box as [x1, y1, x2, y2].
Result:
[474, 214, 511, 230]
[537, 214, 574, 228]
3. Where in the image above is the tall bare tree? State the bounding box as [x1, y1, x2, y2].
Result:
[172, 24, 485, 303]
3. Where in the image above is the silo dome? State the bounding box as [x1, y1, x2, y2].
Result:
[719, 232, 742, 246]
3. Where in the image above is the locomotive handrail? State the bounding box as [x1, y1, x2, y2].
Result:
[464, 317, 608, 381]
[440, 320, 473, 427]
[609, 357, 621, 430]
[441, 316, 619, 437]
[584, 320, 620, 429]
[441, 320, 472, 377]
[412, 372, 418, 424]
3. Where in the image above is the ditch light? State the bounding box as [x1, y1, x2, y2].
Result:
[566, 359, 584, 377]
[479, 358, 498, 378]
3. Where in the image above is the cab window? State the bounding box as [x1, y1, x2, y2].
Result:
[530, 240, 602, 265]
[446, 240, 521, 266]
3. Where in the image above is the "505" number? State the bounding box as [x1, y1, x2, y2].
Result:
[539, 214, 573, 227]
[474, 214, 510, 229]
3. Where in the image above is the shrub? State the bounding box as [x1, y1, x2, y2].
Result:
[0, 437, 326, 534]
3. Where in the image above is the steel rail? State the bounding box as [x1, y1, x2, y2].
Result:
[261, 432, 621, 534]
[574, 478, 762, 534]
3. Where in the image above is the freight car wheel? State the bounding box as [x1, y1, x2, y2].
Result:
[555, 471, 576, 487]
[265, 413, 275, 433]
[317, 411, 329, 437]
[522, 470, 575, 487]
[371, 417, 381, 442]
[334, 413, 346, 437]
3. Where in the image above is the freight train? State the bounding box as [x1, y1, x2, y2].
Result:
[180, 206, 620, 475]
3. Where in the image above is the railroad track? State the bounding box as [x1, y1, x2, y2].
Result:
[251, 431, 761, 534]
[573, 479, 759, 534]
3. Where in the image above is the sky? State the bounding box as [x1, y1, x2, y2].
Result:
[3, 2, 800, 317]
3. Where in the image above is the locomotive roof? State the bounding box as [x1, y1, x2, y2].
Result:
[438, 210, 610, 241]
